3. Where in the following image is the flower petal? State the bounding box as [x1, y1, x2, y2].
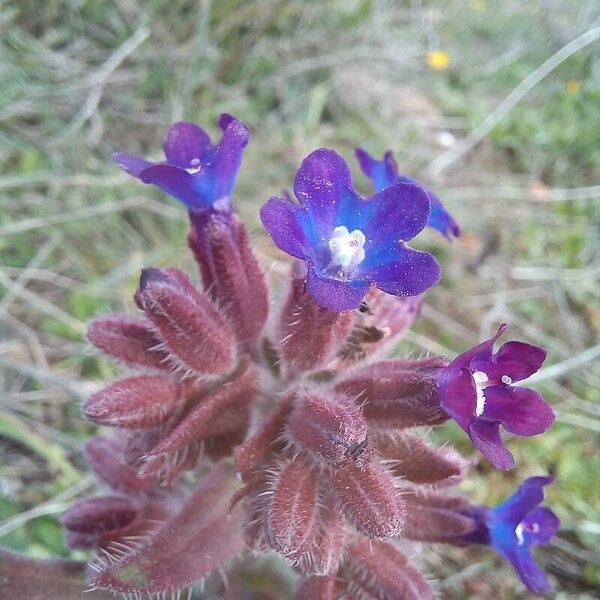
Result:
[163, 122, 213, 169]
[360, 244, 440, 298]
[361, 182, 431, 245]
[139, 164, 205, 209]
[293, 148, 352, 235]
[218, 113, 235, 131]
[306, 265, 370, 311]
[494, 536, 554, 595]
[437, 367, 477, 431]
[260, 197, 314, 260]
[522, 507, 560, 546]
[113, 152, 155, 178]
[494, 476, 554, 525]
[481, 341, 547, 383]
[427, 191, 461, 239]
[481, 386, 554, 436]
[355, 147, 397, 192]
[211, 117, 249, 199]
[468, 419, 514, 470]
[446, 324, 508, 374]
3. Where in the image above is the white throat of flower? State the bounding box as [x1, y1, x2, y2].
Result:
[472, 370, 489, 417]
[327, 226, 366, 279]
[185, 158, 202, 174]
[515, 521, 539, 546]
[472, 370, 514, 417]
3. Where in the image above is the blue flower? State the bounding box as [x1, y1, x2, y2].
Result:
[113, 114, 248, 214]
[460, 476, 559, 595]
[355, 147, 460, 240]
[260, 148, 440, 312]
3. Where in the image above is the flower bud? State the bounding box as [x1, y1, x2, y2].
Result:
[335, 359, 448, 428]
[375, 433, 469, 486]
[330, 462, 404, 539]
[84, 375, 181, 429]
[266, 462, 319, 560]
[286, 389, 371, 467]
[278, 265, 354, 375]
[342, 538, 434, 600]
[87, 314, 169, 370]
[188, 214, 268, 350]
[137, 267, 236, 376]
[85, 436, 153, 494]
[61, 496, 137, 536]
[296, 575, 338, 600]
[234, 394, 293, 478]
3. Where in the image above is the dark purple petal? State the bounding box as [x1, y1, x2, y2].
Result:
[139, 164, 205, 209]
[468, 419, 514, 470]
[481, 386, 554, 436]
[113, 152, 156, 178]
[260, 197, 314, 260]
[360, 244, 440, 298]
[306, 265, 370, 311]
[495, 540, 554, 595]
[211, 117, 249, 199]
[362, 183, 431, 245]
[293, 148, 352, 235]
[494, 476, 554, 525]
[437, 367, 477, 430]
[355, 147, 397, 191]
[522, 507, 560, 545]
[162, 122, 213, 169]
[477, 341, 547, 384]
[446, 324, 508, 374]
[218, 113, 235, 131]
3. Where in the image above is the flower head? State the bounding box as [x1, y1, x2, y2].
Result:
[355, 147, 461, 239]
[260, 148, 440, 311]
[426, 50, 451, 71]
[114, 113, 248, 213]
[461, 476, 559, 595]
[437, 324, 554, 469]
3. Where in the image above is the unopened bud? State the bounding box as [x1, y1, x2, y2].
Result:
[330, 461, 404, 539]
[286, 389, 371, 467]
[87, 314, 169, 370]
[84, 375, 181, 429]
[267, 462, 319, 560]
[137, 267, 236, 375]
[85, 436, 153, 493]
[342, 538, 435, 600]
[61, 496, 137, 535]
[375, 433, 468, 486]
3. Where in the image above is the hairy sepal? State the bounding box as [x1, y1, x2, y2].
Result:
[89, 462, 244, 595]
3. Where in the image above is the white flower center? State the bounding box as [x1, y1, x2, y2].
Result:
[327, 226, 366, 276]
[515, 521, 539, 546]
[186, 158, 202, 174]
[472, 370, 489, 417]
[501, 375, 512, 384]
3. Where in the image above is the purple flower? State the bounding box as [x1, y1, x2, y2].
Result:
[113, 114, 249, 213]
[460, 476, 559, 595]
[260, 148, 440, 312]
[355, 147, 461, 240]
[437, 324, 554, 469]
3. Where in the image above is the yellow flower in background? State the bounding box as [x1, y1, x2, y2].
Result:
[471, 0, 486, 12]
[426, 50, 450, 71]
[566, 79, 582, 94]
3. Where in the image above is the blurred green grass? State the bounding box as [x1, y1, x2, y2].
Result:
[1, 1, 599, 597]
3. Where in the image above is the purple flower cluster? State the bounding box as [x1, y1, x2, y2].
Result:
[29, 115, 560, 599]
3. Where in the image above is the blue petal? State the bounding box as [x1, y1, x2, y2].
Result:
[355, 147, 398, 191]
[162, 122, 213, 169]
[260, 196, 314, 261]
[494, 476, 554, 526]
[139, 164, 209, 210]
[306, 265, 370, 311]
[113, 152, 156, 177]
